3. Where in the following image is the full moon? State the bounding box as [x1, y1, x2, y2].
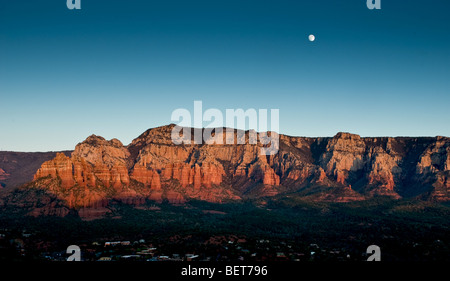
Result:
[308, 34, 315, 42]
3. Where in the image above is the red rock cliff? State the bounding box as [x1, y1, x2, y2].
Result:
[30, 125, 450, 210]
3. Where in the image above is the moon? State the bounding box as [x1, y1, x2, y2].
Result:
[308, 34, 315, 42]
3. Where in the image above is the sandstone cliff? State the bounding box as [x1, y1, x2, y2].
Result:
[0, 151, 72, 189]
[0, 168, 9, 181]
[27, 125, 450, 212]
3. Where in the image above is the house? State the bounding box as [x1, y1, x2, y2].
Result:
[185, 254, 199, 261]
[121, 255, 141, 260]
[104, 241, 122, 246]
[136, 249, 155, 256]
[276, 252, 286, 258]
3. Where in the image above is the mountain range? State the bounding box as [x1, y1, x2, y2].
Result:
[1, 124, 449, 218]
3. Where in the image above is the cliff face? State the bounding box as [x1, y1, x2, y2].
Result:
[33, 136, 142, 208]
[28, 125, 450, 210]
[0, 151, 72, 189]
[0, 168, 9, 188]
[0, 168, 9, 181]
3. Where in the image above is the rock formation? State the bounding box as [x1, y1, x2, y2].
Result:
[25, 125, 450, 212]
[0, 168, 9, 181]
[0, 151, 72, 189]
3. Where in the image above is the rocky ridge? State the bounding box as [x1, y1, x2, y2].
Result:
[20, 125, 450, 214]
[0, 168, 9, 181]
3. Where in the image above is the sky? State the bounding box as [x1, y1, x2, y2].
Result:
[1, 0, 449, 151]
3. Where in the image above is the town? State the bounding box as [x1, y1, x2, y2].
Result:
[1, 228, 371, 262]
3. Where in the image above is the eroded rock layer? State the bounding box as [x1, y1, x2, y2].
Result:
[29, 125, 450, 210]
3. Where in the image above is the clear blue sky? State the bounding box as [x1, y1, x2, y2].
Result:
[1, 0, 449, 151]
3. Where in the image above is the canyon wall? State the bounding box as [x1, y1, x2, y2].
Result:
[27, 125, 450, 209]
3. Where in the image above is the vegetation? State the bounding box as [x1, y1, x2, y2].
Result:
[0, 196, 449, 261]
